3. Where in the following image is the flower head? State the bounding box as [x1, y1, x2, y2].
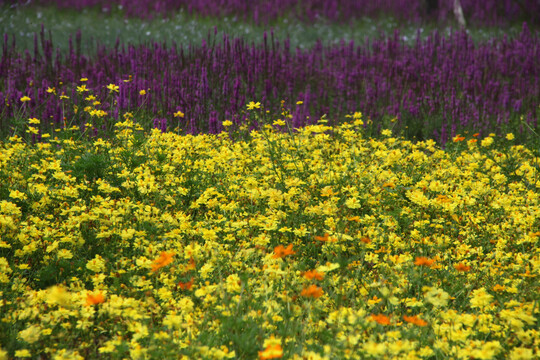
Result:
[414, 257, 435, 267]
[470, 287, 493, 309]
[454, 263, 471, 272]
[403, 315, 428, 326]
[300, 284, 324, 298]
[178, 278, 194, 291]
[314, 233, 337, 243]
[273, 244, 295, 259]
[86, 292, 106, 306]
[106, 83, 119, 93]
[76, 85, 89, 93]
[247, 101, 261, 110]
[259, 344, 283, 359]
[151, 251, 175, 272]
[303, 270, 324, 281]
[370, 314, 391, 325]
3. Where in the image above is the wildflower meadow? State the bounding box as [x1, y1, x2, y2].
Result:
[0, 1, 539, 359]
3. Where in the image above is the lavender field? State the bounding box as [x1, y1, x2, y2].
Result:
[1, 22, 539, 145]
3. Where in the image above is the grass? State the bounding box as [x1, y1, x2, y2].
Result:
[0, 99, 539, 359]
[0, 4, 531, 55]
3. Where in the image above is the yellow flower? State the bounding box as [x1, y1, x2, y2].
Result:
[424, 287, 450, 307]
[139, 89, 146, 95]
[57, 249, 74, 259]
[18, 325, 41, 344]
[9, 190, 27, 200]
[98, 341, 116, 353]
[506, 133, 515, 140]
[46, 285, 72, 307]
[247, 101, 261, 110]
[20, 96, 31, 102]
[363, 342, 385, 356]
[296, 101, 303, 105]
[106, 83, 119, 93]
[481, 137, 494, 147]
[76, 84, 89, 93]
[80, 77, 88, 82]
[26, 126, 39, 135]
[28, 117, 40, 124]
[52, 349, 85, 360]
[225, 274, 242, 293]
[509, 347, 534, 360]
[174, 111, 185, 118]
[222, 120, 233, 127]
[470, 288, 493, 309]
[345, 197, 361, 209]
[470, 341, 502, 359]
[14, 350, 32, 358]
[86, 255, 106, 272]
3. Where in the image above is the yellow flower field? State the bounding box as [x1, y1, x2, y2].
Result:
[0, 113, 539, 359]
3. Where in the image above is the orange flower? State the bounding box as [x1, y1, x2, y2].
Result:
[453, 135, 465, 142]
[151, 251, 175, 272]
[314, 233, 328, 242]
[314, 233, 337, 243]
[403, 315, 428, 327]
[259, 344, 283, 359]
[382, 182, 395, 189]
[370, 314, 391, 325]
[414, 257, 435, 267]
[360, 237, 371, 244]
[300, 284, 324, 298]
[303, 270, 324, 281]
[273, 244, 295, 259]
[86, 292, 105, 306]
[178, 278, 194, 290]
[454, 263, 471, 272]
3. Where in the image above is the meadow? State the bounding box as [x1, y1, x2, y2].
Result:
[0, 1, 539, 359]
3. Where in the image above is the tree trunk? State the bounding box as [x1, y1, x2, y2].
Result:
[453, 0, 467, 29]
